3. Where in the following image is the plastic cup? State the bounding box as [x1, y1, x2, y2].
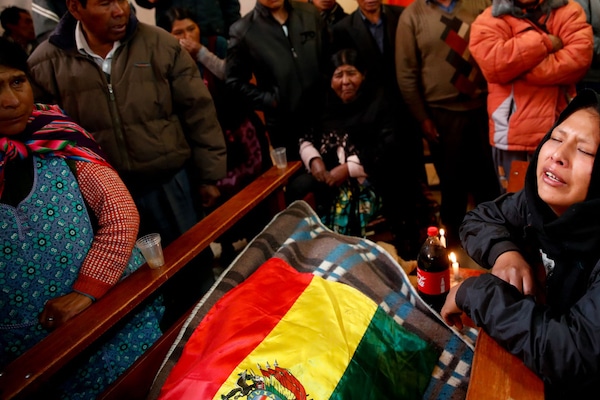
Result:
[271, 147, 287, 169]
[136, 233, 165, 269]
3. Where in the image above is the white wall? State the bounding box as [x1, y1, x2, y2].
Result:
[0, 0, 30, 9]
[336, 0, 358, 13]
[135, 4, 154, 24]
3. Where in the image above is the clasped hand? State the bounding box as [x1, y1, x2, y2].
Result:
[490, 251, 538, 295]
[310, 158, 349, 186]
[199, 184, 221, 208]
[441, 251, 538, 329]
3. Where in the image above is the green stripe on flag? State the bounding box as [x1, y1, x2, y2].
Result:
[332, 307, 438, 399]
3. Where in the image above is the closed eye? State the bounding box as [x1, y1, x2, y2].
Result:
[578, 148, 595, 157]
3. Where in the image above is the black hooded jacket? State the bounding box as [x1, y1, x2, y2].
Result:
[457, 89, 600, 399]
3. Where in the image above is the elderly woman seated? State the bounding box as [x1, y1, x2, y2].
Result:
[288, 48, 422, 251]
[0, 37, 163, 399]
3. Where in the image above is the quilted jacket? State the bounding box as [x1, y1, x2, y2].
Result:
[28, 13, 226, 184]
[469, 0, 593, 152]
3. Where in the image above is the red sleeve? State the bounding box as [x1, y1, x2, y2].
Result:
[523, 2, 593, 86]
[71, 161, 140, 299]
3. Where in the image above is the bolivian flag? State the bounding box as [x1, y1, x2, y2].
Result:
[159, 258, 437, 399]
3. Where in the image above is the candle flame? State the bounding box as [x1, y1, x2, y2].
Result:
[449, 252, 457, 263]
[439, 228, 445, 236]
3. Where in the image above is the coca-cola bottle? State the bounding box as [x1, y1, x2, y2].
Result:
[417, 226, 450, 312]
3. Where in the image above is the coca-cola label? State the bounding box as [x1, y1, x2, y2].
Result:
[417, 268, 450, 295]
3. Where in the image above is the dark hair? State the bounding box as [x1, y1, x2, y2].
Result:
[0, 6, 28, 34]
[0, 36, 29, 73]
[156, 7, 199, 33]
[329, 48, 367, 76]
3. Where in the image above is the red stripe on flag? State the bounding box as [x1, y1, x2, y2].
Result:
[159, 258, 313, 399]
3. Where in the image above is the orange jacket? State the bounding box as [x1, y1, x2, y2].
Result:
[470, 0, 593, 152]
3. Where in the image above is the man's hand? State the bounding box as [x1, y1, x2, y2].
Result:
[199, 184, 221, 208]
[421, 119, 439, 144]
[39, 292, 93, 330]
[491, 251, 535, 295]
[548, 34, 563, 53]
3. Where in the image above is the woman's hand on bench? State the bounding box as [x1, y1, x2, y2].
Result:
[39, 292, 93, 330]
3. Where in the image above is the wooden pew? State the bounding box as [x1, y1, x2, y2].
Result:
[0, 161, 301, 400]
[466, 159, 544, 400]
[468, 331, 544, 400]
[506, 160, 529, 193]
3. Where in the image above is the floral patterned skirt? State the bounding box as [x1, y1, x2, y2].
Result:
[321, 180, 382, 237]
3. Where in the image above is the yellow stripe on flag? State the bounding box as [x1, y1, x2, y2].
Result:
[216, 276, 379, 399]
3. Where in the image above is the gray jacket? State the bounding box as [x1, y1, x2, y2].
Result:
[574, 0, 600, 82]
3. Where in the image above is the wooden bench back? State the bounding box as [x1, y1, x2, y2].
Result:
[467, 331, 543, 400]
[506, 160, 529, 193]
[0, 161, 301, 400]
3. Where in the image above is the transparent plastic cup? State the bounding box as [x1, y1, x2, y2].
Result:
[271, 147, 287, 169]
[136, 233, 165, 269]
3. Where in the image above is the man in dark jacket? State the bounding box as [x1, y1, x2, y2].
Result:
[28, 0, 227, 328]
[226, 0, 328, 159]
[309, 0, 347, 27]
[0, 6, 37, 54]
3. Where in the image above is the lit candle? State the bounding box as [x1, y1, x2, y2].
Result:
[439, 229, 447, 248]
[449, 252, 460, 280]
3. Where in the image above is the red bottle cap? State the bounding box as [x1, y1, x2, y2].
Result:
[427, 226, 439, 237]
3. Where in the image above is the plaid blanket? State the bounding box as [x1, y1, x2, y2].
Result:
[148, 200, 478, 399]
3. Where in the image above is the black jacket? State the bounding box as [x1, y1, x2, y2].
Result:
[225, 0, 328, 155]
[313, 85, 396, 179]
[319, 3, 348, 27]
[457, 89, 600, 399]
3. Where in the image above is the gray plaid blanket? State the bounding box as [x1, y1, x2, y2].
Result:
[148, 200, 478, 399]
